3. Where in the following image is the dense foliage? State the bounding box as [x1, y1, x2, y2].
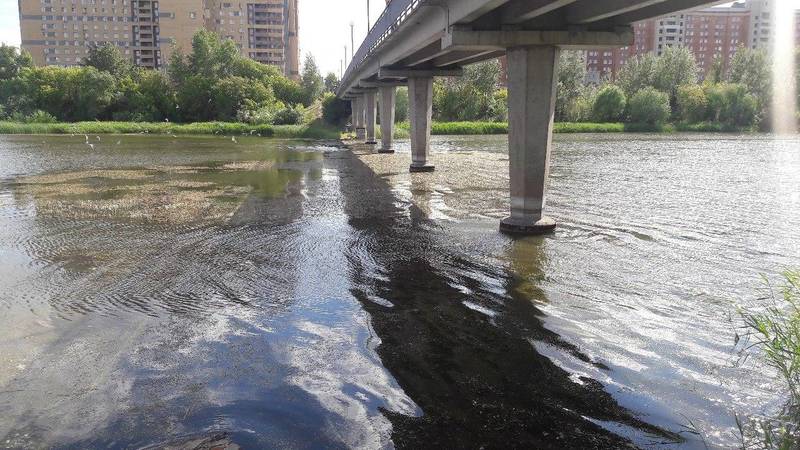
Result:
[592, 85, 627, 122]
[628, 88, 671, 125]
[433, 59, 506, 122]
[425, 45, 773, 130]
[321, 93, 351, 126]
[0, 32, 325, 125]
[557, 46, 774, 130]
[0, 37, 786, 132]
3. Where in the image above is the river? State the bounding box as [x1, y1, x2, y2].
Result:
[0, 133, 797, 449]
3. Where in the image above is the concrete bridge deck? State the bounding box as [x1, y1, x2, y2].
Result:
[338, 0, 723, 234]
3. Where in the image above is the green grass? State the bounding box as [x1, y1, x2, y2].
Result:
[0, 120, 341, 139]
[393, 121, 673, 135]
[737, 271, 800, 448]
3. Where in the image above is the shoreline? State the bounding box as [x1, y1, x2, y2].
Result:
[0, 120, 757, 139]
[0, 121, 341, 140]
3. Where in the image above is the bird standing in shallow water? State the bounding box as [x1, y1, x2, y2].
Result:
[87, 143, 95, 150]
[231, 136, 237, 144]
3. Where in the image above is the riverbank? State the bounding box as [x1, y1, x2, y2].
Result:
[391, 121, 752, 136]
[1, 120, 753, 141]
[0, 121, 341, 140]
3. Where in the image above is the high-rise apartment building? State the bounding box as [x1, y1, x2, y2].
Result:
[586, 0, 797, 82]
[18, 0, 299, 78]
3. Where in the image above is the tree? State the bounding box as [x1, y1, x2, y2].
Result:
[676, 84, 708, 123]
[616, 53, 658, 100]
[628, 87, 670, 125]
[728, 47, 771, 109]
[211, 76, 274, 120]
[395, 87, 408, 123]
[84, 43, 132, 77]
[0, 44, 33, 81]
[433, 59, 501, 122]
[322, 92, 351, 125]
[188, 30, 239, 78]
[167, 47, 192, 85]
[707, 55, 724, 84]
[564, 87, 597, 123]
[591, 85, 626, 122]
[556, 51, 587, 122]
[176, 75, 216, 121]
[300, 54, 323, 105]
[324, 72, 339, 93]
[704, 83, 758, 129]
[129, 70, 176, 121]
[464, 58, 500, 94]
[653, 46, 699, 110]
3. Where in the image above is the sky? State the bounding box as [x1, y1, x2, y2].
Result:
[2, 0, 800, 75]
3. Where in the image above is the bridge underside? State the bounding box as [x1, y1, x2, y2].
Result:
[340, 0, 723, 234]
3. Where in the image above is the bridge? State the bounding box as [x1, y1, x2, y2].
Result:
[337, 0, 722, 234]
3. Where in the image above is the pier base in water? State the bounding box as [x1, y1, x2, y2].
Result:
[499, 216, 556, 235]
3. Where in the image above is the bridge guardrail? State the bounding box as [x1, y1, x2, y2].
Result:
[340, 0, 422, 94]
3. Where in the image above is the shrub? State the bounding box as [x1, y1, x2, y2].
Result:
[321, 93, 351, 126]
[273, 105, 305, 125]
[628, 88, 671, 125]
[592, 85, 627, 122]
[704, 83, 759, 129]
[25, 110, 57, 123]
[237, 104, 280, 125]
[490, 88, 508, 122]
[564, 88, 597, 123]
[676, 84, 708, 123]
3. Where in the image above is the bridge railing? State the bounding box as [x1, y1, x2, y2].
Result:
[340, 0, 422, 93]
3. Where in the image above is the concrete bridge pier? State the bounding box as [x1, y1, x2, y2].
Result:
[355, 95, 366, 141]
[500, 46, 560, 235]
[408, 76, 435, 173]
[365, 90, 378, 145]
[349, 99, 356, 132]
[378, 86, 396, 154]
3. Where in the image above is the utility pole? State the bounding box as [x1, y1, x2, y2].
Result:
[340, 59, 343, 79]
[367, 0, 370, 34]
[344, 45, 348, 67]
[350, 22, 355, 60]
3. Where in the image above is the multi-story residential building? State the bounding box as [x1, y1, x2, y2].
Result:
[684, 5, 750, 74]
[585, 0, 796, 83]
[586, 20, 655, 83]
[18, 0, 299, 78]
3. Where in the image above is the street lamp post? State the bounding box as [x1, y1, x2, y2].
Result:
[350, 22, 355, 62]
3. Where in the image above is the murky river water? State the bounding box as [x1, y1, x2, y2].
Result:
[0, 134, 797, 449]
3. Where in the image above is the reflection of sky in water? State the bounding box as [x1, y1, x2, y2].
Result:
[0, 133, 797, 448]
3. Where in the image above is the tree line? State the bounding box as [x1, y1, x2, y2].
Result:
[0, 35, 787, 131]
[0, 31, 331, 125]
[327, 46, 778, 131]
[556, 46, 772, 130]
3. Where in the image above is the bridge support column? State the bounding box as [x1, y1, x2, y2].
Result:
[355, 95, 366, 141]
[408, 76, 434, 173]
[365, 90, 378, 145]
[500, 46, 560, 235]
[379, 86, 396, 153]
